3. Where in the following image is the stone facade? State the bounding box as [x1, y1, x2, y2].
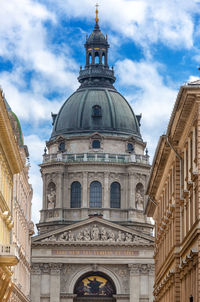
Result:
[8, 146, 33, 302]
[146, 80, 200, 301]
[0, 90, 23, 302]
[32, 217, 154, 302]
[31, 14, 154, 302]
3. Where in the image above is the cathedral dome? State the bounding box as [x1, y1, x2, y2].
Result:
[51, 87, 141, 139]
[50, 16, 142, 141]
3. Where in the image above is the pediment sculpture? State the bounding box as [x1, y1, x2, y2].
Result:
[41, 224, 150, 244]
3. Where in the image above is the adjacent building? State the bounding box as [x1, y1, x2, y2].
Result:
[0, 89, 33, 302]
[0, 90, 22, 301]
[31, 12, 154, 302]
[7, 104, 34, 302]
[146, 80, 200, 301]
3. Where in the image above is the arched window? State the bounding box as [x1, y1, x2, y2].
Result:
[127, 143, 134, 153]
[89, 53, 92, 64]
[92, 140, 101, 149]
[58, 141, 65, 152]
[70, 181, 81, 208]
[110, 182, 121, 208]
[95, 52, 99, 64]
[102, 53, 105, 65]
[92, 105, 102, 117]
[90, 181, 102, 208]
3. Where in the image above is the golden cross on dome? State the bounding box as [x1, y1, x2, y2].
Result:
[95, 3, 99, 24]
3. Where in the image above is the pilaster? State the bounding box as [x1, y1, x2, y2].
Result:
[31, 264, 41, 302]
[128, 264, 140, 302]
[82, 172, 88, 207]
[50, 264, 62, 302]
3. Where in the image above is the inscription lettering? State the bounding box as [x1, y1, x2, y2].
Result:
[52, 249, 139, 256]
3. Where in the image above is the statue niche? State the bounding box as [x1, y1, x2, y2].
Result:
[135, 183, 144, 210]
[47, 182, 56, 209]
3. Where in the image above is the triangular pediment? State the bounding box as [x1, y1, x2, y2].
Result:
[32, 217, 154, 246]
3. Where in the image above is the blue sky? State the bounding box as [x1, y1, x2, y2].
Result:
[1, 0, 200, 226]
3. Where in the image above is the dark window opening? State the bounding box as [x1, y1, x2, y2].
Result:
[90, 181, 102, 208]
[89, 53, 92, 64]
[71, 181, 81, 208]
[102, 53, 105, 65]
[110, 182, 121, 208]
[127, 143, 134, 153]
[92, 140, 101, 149]
[95, 52, 99, 64]
[58, 142, 65, 152]
[92, 105, 102, 117]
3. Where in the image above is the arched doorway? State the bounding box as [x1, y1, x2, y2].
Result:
[74, 272, 116, 302]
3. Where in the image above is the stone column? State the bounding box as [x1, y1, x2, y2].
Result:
[128, 264, 140, 302]
[31, 264, 41, 302]
[148, 265, 154, 302]
[128, 173, 135, 208]
[57, 172, 63, 208]
[82, 172, 88, 207]
[50, 264, 62, 302]
[42, 172, 47, 209]
[104, 172, 109, 208]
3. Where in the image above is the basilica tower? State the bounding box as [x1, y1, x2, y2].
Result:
[31, 9, 154, 302]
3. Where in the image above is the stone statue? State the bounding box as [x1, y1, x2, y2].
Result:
[49, 234, 56, 241]
[83, 228, 91, 241]
[91, 225, 100, 241]
[125, 233, 132, 242]
[108, 230, 115, 242]
[68, 231, 74, 241]
[101, 227, 107, 241]
[76, 231, 84, 241]
[135, 189, 144, 210]
[47, 186, 56, 209]
[117, 231, 125, 242]
[58, 232, 68, 241]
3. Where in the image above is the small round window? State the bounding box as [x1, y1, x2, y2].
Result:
[92, 140, 101, 149]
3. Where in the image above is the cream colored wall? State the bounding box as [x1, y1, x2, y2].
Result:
[9, 148, 33, 301]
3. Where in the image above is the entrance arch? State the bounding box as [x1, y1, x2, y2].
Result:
[74, 272, 116, 302]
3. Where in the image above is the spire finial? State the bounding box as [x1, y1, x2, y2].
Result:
[95, 3, 99, 24]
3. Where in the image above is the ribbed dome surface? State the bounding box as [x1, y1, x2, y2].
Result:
[51, 87, 141, 139]
[87, 30, 106, 43]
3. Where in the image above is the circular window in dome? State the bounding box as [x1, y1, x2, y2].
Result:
[74, 274, 116, 297]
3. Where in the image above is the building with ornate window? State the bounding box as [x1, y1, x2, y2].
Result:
[145, 80, 200, 301]
[5, 102, 34, 302]
[31, 10, 154, 302]
[0, 90, 23, 302]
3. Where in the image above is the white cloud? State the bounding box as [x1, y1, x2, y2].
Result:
[115, 59, 177, 127]
[115, 58, 177, 158]
[54, 0, 199, 49]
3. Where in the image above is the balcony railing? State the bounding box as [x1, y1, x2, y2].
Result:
[0, 244, 19, 265]
[43, 153, 149, 165]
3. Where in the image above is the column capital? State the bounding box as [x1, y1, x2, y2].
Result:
[50, 263, 63, 275]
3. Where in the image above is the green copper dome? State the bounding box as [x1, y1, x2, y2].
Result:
[51, 87, 141, 139]
[50, 20, 142, 141]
